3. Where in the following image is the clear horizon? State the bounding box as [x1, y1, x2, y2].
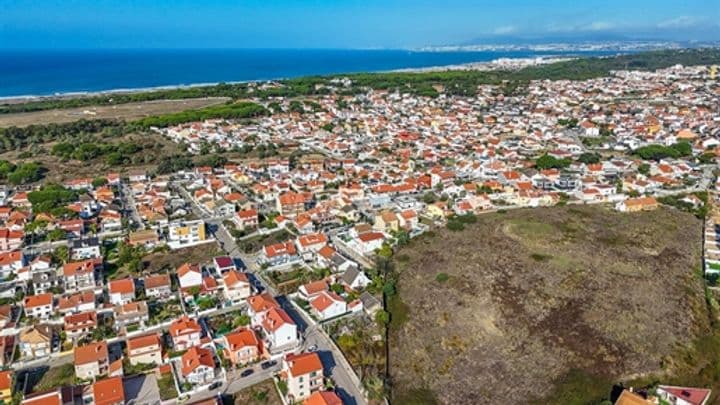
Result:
[1, 0, 719, 50]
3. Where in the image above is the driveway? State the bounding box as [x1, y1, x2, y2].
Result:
[124, 374, 161, 405]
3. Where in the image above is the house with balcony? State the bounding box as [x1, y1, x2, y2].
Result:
[127, 333, 163, 366]
[19, 325, 55, 359]
[74, 341, 109, 380]
[222, 328, 263, 367]
[280, 352, 324, 402]
[169, 316, 203, 351]
[222, 270, 252, 304]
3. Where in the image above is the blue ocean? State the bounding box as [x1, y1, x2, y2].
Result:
[0, 49, 618, 98]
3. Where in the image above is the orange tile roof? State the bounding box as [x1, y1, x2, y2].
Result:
[0, 369, 11, 391]
[169, 316, 201, 337]
[177, 263, 201, 277]
[74, 341, 108, 366]
[143, 273, 170, 289]
[181, 346, 215, 376]
[225, 328, 259, 351]
[285, 352, 322, 377]
[310, 291, 344, 312]
[24, 293, 53, 308]
[58, 291, 95, 310]
[127, 333, 161, 351]
[247, 293, 280, 313]
[304, 391, 343, 405]
[93, 376, 125, 405]
[21, 391, 62, 405]
[262, 307, 295, 332]
[223, 270, 249, 287]
[108, 278, 135, 294]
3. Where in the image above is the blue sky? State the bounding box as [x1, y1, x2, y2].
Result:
[1, 0, 718, 49]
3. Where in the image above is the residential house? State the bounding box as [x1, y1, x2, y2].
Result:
[167, 220, 207, 249]
[296, 233, 328, 261]
[0, 370, 11, 405]
[281, 352, 324, 402]
[21, 391, 62, 405]
[262, 241, 300, 267]
[0, 229, 23, 253]
[127, 229, 160, 249]
[247, 293, 280, 326]
[339, 267, 371, 291]
[19, 325, 54, 359]
[64, 311, 97, 339]
[222, 328, 263, 367]
[0, 250, 25, 279]
[92, 376, 125, 405]
[234, 209, 259, 230]
[169, 316, 203, 351]
[0, 305, 12, 328]
[70, 238, 101, 261]
[180, 346, 217, 385]
[74, 341, 109, 380]
[113, 301, 149, 331]
[126, 333, 163, 366]
[309, 291, 347, 320]
[213, 256, 236, 273]
[261, 307, 299, 351]
[107, 278, 136, 305]
[316, 246, 356, 273]
[58, 291, 96, 315]
[222, 270, 252, 304]
[178, 263, 203, 291]
[63, 259, 99, 292]
[303, 391, 343, 405]
[616, 197, 659, 213]
[143, 273, 172, 300]
[24, 293, 54, 319]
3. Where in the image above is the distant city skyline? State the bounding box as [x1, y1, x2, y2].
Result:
[1, 0, 718, 49]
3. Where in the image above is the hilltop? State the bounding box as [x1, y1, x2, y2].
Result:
[389, 205, 708, 404]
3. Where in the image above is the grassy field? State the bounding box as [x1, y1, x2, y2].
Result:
[233, 379, 282, 405]
[389, 205, 708, 405]
[34, 364, 76, 391]
[0, 97, 230, 128]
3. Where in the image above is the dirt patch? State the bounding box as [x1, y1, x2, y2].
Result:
[0, 97, 230, 128]
[389, 205, 707, 405]
[233, 379, 283, 405]
[143, 243, 224, 273]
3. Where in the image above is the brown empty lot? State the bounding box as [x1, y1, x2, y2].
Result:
[0, 97, 230, 127]
[390, 205, 707, 405]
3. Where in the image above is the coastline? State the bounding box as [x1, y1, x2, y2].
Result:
[0, 53, 586, 104]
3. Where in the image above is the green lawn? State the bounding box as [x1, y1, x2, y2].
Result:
[157, 374, 178, 400]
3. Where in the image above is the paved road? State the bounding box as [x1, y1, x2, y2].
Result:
[187, 362, 281, 403]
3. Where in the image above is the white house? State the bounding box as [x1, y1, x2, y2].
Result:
[178, 263, 203, 290]
[261, 307, 298, 351]
[107, 278, 136, 305]
[309, 291, 347, 320]
[222, 270, 252, 304]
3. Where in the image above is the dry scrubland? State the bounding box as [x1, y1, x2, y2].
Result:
[390, 205, 707, 405]
[0, 97, 230, 127]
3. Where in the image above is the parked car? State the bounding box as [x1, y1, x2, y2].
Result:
[241, 369, 254, 377]
[261, 360, 277, 370]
